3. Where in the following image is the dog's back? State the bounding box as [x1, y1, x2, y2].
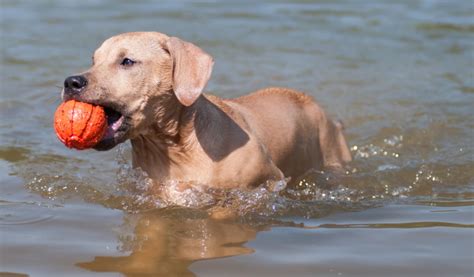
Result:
[226, 87, 351, 179]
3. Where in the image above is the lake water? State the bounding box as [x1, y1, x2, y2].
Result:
[1, 0, 473, 276]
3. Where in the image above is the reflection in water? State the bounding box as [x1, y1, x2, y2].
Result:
[77, 209, 265, 276]
[75, 206, 474, 276]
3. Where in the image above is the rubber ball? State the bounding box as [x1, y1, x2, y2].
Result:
[54, 100, 107, 150]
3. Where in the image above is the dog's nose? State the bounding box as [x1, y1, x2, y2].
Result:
[64, 75, 87, 95]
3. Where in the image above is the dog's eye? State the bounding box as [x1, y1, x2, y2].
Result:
[120, 58, 135, 66]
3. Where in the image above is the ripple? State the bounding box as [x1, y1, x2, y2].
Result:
[417, 22, 474, 33]
[0, 200, 55, 226]
[0, 146, 31, 162]
[3, 56, 36, 66]
[317, 221, 474, 229]
[416, 200, 474, 207]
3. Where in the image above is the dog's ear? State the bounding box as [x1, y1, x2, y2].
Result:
[165, 37, 214, 106]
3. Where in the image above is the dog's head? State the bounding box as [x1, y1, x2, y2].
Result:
[62, 32, 214, 150]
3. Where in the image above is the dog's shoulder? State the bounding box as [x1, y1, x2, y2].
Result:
[202, 94, 236, 114]
[233, 87, 315, 106]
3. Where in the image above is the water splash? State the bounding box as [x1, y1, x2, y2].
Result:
[21, 130, 473, 219]
[352, 134, 403, 159]
[110, 145, 380, 218]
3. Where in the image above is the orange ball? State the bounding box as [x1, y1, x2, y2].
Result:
[54, 100, 107, 150]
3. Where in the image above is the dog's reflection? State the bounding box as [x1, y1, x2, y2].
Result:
[77, 209, 267, 276]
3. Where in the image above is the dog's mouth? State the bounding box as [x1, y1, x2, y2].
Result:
[93, 106, 130, 151]
[61, 90, 131, 151]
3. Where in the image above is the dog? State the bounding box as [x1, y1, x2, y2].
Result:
[62, 32, 351, 190]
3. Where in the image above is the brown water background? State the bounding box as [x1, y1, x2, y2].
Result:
[1, 0, 473, 276]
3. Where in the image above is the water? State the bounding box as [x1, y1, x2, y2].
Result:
[1, 0, 473, 276]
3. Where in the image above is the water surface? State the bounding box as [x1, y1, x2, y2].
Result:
[1, 1, 473, 276]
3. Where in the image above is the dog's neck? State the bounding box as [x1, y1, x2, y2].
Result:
[130, 94, 221, 181]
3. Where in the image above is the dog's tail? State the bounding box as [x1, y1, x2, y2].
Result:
[319, 116, 352, 169]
